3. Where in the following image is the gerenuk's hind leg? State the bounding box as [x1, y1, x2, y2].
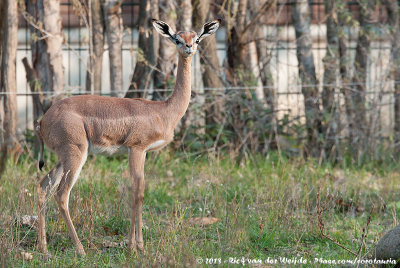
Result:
[54, 145, 88, 256]
[37, 162, 63, 255]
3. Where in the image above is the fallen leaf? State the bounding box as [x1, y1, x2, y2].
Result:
[188, 217, 219, 226]
[102, 226, 119, 235]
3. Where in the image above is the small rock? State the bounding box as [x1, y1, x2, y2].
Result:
[20, 251, 33, 261]
[375, 224, 400, 260]
[102, 240, 120, 248]
[19, 215, 38, 228]
[167, 170, 173, 177]
[102, 237, 126, 248]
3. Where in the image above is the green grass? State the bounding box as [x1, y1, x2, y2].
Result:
[0, 149, 399, 267]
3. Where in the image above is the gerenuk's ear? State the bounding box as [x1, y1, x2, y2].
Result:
[196, 19, 221, 44]
[152, 19, 176, 42]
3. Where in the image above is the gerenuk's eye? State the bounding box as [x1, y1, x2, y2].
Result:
[175, 39, 181, 45]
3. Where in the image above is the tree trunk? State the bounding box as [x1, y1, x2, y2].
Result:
[0, 0, 6, 145]
[153, 0, 177, 100]
[226, 0, 248, 86]
[24, 0, 64, 162]
[225, 0, 277, 154]
[26, 0, 51, 103]
[1, 0, 19, 151]
[227, 0, 274, 91]
[103, 0, 123, 97]
[245, 0, 266, 102]
[291, 0, 322, 157]
[224, 0, 249, 153]
[26, 0, 64, 110]
[384, 0, 400, 148]
[125, 0, 159, 99]
[177, 0, 192, 31]
[22, 58, 44, 126]
[235, 0, 248, 70]
[249, 0, 279, 152]
[351, 0, 374, 157]
[254, 23, 279, 152]
[254, 24, 275, 108]
[192, 0, 225, 126]
[43, 0, 64, 94]
[22, 57, 44, 157]
[322, 0, 339, 160]
[86, 0, 104, 94]
[337, 1, 354, 145]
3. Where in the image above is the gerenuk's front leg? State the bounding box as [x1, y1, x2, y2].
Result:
[128, 148, 146, 252]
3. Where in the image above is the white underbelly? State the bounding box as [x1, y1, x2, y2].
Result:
[88, 139, 168, 155]
[146, 139, 167, 151]
[89, 143, 128, 156]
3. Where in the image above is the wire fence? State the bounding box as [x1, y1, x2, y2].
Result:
[13, 0, 399, 151]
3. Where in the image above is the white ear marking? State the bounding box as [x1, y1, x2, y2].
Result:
[152, 19, 176, 43]
[197, 19, 221, 43]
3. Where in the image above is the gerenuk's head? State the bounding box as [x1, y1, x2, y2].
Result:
[152, 19, 221, 58]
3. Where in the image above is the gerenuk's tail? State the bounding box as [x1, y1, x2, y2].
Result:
[34, 120, 45, 171]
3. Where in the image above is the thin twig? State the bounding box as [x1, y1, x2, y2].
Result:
[317, 192, 358, 256]
[356, 205, 374, 258]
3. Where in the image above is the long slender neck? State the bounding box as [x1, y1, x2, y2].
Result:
[164, 54, 192, 127]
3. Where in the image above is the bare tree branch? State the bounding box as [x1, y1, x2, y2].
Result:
[239, 0, 276, 45]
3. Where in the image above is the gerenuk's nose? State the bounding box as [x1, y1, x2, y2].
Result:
[186, 44, 192, 48]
